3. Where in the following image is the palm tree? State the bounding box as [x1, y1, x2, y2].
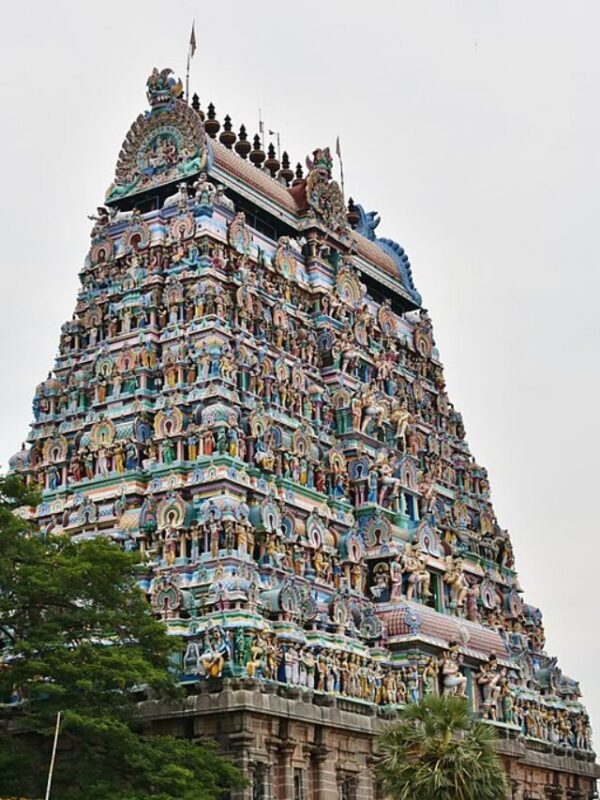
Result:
[376, 695, 508, 800]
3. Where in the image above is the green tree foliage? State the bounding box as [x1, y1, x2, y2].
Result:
[0, 476, 244, 799]
[376, 695, 508, 800]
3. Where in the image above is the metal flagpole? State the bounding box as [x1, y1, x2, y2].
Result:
[336, 135, 345, 201]
[45, 711, 62, 800]
[186, 21, 196, 104]
[185, 48, 191, 104]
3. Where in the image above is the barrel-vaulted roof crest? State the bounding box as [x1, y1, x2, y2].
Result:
[105, 68, 207, 203]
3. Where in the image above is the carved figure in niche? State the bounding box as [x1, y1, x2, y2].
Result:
[375, 450, 401, 508]
[476, 655, 505, 720]
[283, 644, 300, 684]
[254, 437, 275, 471]
[370, 562, 391, 603]
[163, 525, 178, 566]
[465, 582, 480, 622]
[500, 682, 514, 724]
[390, 398, 411, 449]
[70, 453, 84, 483]
[83, 449, 95, 480]
[387, 669, 401, 705]
[199, 626, 230, 678]
[360, 386, 387, 434]
[264, 635, 279, 680]
[340, 336, 360, 375]
[443, 555, 469, 610]
[113, 442, 125, 473]
[422, 657, 439, 696]
[440, 643, 467, 698]
[204, 510, 220, 558]
[96, 447, 110, 477]
[402, 546, 432, 602]
[246, 633, 266, 678]
[125, 441, 139, 471]
[201, 426, 215, 456]
[47, 465, 61, 490]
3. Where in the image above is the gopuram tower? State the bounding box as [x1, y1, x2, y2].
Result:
[8, 68, 598, 800]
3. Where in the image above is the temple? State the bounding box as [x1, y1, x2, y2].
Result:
[8, 67, 598, 799]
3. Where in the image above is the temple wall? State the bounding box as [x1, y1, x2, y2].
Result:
[142, 684, 598, 799]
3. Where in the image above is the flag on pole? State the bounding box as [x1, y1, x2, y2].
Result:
[189, 22, 197, 58]
[336, 135, 342, 159]
[186, 22, 196, 104]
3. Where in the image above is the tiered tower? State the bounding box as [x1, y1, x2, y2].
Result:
[9, 68, 598, 800]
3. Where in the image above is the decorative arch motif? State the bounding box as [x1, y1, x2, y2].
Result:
[116, 348, 137, 374]
[281, 514, 296, 540]
[398, 457, 418, 491]
[121, 214, 151, 253]
[95, 354, 116, 378]
[248, 409, 270, 438]
[338, 530, 364, 563]
[377, 301, 398, 337]
[336, 265, 363, 306]
[291, 429, 311, 457]
[154, 407, 184, 438]
[414, 317, 433, 359]
[151, 577, 183, 616]
[317, 328, 335, 353]
[349, 456, 370, 481]
[505, 589, 524, 619]
[90, 419, 116, 449]
[68, 495, 98, 527]
[332, 388, 352, 410]
[291, 365, 306, 390]
[269, 425, 284, 449]
[168, 210, 196, 242]
[305, 510, 328, 548]
[89, 236, 114, 266]
[363, 511, 391, 547]
[157, 492, 191, 530]
[42, 434, 69, 464]
[480, 578, 499, 610]
[274, 237, 296, 280]
[415, 520, 442, 557]
[258, 499, 281, 533]
[328, 447, 347, 474]
[228, 212, 252, 255]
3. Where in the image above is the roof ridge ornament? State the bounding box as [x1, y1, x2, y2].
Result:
[354, 204, 422, 306]
[146, 67, 183, 109]
[305, 146, 346, 233]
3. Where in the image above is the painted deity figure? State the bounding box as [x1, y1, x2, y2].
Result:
[443, 555, 469, 610]
[402, 546, 432, 602]
[390, 397, 411, 449]
[476, 655, 505, 719]
[422, 657, 439, 697]
[440, 643, 467, 698]
[199, 627, 230, 678]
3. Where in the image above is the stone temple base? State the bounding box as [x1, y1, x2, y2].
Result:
[140, 681, 599, 799]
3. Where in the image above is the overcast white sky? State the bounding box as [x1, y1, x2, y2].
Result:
[0, 0, 598, 738]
